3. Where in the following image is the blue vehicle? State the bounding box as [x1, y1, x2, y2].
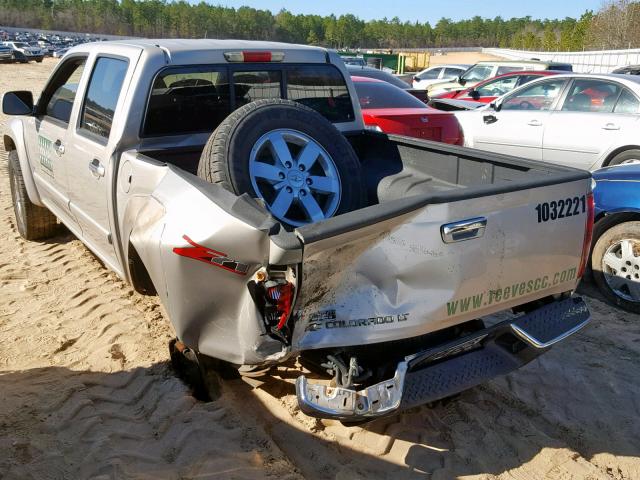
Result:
[592, 164, 640, 312]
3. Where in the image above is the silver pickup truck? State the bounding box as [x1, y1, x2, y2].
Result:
[2, 39, 593, 421]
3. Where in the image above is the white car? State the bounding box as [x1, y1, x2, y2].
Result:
[455, 73, 640, 170]
[411, 64, 469, 90]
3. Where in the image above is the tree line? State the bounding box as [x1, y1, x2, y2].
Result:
[0, 0, 638, 51]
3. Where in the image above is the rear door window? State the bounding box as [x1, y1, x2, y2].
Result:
[79, 57, 128, 139]
[561, 79, 622, 113]
[418, 68, 442, 80]
[286, 66, 354, 122]
[354, 81, 425, 109]
[496, 66, 523, 75]
[614, 89, 640, 114]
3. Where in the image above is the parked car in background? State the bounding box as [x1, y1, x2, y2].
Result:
[340, 55, 366, 67]
[590, 164, 640, 313]
[0, 43, 14, 63]
[352, 76, 463, 145]
[52, 47, 69, 58]
[426, 60, 573, 97]
[346, 64, 427, 102]
[2, 41, 44, 63]
[454, 73, 640, 170]
[411, 64, 470, 90]
[612, 65, 640, 75]
[431, 70, 562, 103]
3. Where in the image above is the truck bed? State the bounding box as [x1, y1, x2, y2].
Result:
[143, 131, 571, 212]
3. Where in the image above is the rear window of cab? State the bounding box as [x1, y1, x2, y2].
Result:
[142, 64, 354, 137]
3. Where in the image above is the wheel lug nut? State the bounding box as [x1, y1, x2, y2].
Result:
[285, 161, 292, 168]
[278, 172, 285, 179]
[300, 190, 307, 196]
[306, 178, 312, 185]
[299, 165, 305, 171]
[286, 186, 293, 193]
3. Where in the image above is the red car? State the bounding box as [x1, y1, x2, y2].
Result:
[352, 76, 463, 145]
[430, 70, 562, 103]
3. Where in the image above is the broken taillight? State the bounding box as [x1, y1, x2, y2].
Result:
[266, 281, 294, 330]
[577, 192, 595, 279]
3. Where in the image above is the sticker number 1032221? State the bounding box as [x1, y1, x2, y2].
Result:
[535, 195, 586, 223]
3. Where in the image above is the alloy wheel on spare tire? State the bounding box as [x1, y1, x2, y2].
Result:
[197, 99, 366, 228]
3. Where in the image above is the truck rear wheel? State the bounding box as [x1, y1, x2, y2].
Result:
[197, 99, 366, 228]
[8, 150, 58, 240]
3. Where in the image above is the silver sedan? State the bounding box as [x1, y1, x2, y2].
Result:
[455, 73, 640, 170]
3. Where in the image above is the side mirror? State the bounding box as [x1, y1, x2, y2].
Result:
[2, 91, 34, 115]
[469, 89, 480, 100]
[457, 76, 466, 86]
[489, 101, 502, 112]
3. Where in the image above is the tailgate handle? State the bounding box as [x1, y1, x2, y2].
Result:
[441, 217, 487, 243]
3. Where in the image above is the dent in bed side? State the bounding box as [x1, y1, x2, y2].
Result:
[4, 119, 43, 206]
[118, 155, 289, 365]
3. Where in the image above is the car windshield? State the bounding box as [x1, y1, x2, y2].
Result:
[354, 81, 425, 109]
[460, 65, 494, 82]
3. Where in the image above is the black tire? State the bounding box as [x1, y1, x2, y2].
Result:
[8, 150, 58, 240]
[36, 58, 43, 63]
[591, 221, 640, 313]
[198, 99, 366, 228]
[607, 149, 640, 167]
[169, 339, 223, 401]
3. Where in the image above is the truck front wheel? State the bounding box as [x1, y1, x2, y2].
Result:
[8, 150, 58, 240]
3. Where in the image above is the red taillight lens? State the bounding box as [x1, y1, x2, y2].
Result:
[224, 51, 285, 63]
[267, 282, 294, 330]
[578, 192, 595, 278]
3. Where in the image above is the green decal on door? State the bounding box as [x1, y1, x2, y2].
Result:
[38, 135, 54, 176]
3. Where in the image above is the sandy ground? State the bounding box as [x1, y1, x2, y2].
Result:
[1, 59, 639, 480]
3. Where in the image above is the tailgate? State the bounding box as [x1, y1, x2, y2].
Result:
[291, 178, 591, 350]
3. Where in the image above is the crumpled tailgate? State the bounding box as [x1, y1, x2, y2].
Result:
[291, 178, 591, 351]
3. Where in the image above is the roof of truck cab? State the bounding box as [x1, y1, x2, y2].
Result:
[82, 38, 328, 54]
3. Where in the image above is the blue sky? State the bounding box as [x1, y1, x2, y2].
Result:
[195, 0, 602, 22]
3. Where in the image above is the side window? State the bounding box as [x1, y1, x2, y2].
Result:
[476, 76, 518, 97]
[561, 79, 622, 113]
[517, 74, 542, 87]
[418, 68, 441, 80]
[502, 79, 566, 111]
[496, 66, 522, 75]
[79, 57, 128, 139]
[40, 57, 86, 124]
[614, 89, 640, 114]
[233, 70, 281, 108]
[285, 65, 354, 123]
[443, 67, 463, 78]
[144, 67, 230, 136]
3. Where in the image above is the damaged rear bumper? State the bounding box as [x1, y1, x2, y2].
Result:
[295, 296, 589, 420]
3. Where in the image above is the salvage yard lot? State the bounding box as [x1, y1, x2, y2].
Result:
[0, 59, 639, 479]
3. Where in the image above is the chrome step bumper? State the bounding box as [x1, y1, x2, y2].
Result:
[295, 296, 589, 420]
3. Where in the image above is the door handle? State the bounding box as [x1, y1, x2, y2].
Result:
[602, 123, 620, 130]
[441, 217, 487, 243]
[89, 159, 105, 178]
[53, 139, 65, 156]
[483, 114, 498, 124]
[527, 120, 543, 127]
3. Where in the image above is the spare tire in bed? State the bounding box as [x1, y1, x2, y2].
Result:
[197, 99, 366, 228]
